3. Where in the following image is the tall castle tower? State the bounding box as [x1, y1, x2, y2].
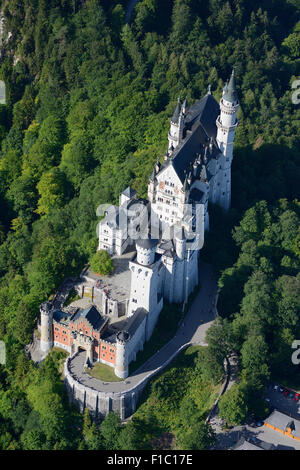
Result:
[128, 236, 160, 318]
[40, 302, 53, 353]
[216, 69, 239, 210]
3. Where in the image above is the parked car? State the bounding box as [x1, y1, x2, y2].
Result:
[293, 393, 300, 402]
[279, 387, 284, 393]
[283, 389, 290, 397]
[265, 397, 271, 403]
[289, 391, 295, 399]
[256, 421, 263, 427]
[273, 384, 279, 391]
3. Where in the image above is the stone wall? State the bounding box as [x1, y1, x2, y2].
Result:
[64, 342, 191, 420]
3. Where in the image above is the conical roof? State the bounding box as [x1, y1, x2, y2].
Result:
[149, 169, 155, 181]
[136, 233, 159, 249]
[171, 98, 181, 123]
[182, 97, 188, 112]
[183, 174, 190, 191]
[223, 69, 238, 103]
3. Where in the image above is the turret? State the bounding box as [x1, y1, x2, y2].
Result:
[115, 331, 130, 379]
[216, 69, 239, 159]
[40, 302, 53, 353]
[168, 98, 185, 150]
[148, 160, 161, 203]
[174, 226, 186, 260]
[136, 234, 158, 266]
[216, 68, 239, 211]
[182, 97, 188, 115]
[181, 174, 189, 205]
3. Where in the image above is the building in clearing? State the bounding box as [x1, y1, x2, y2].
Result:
[264, 410, 300, 443]
[39, 72, 239, 379]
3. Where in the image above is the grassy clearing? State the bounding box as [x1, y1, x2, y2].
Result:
[86, 362, 124, 382]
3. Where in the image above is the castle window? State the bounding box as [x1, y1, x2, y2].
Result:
[132, 298, 137, 303]
[110, 357, 113, 361]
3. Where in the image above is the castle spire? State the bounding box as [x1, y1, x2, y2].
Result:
[223, 68, 238, 103]
[168, 97, 185, 150]
[171, 97, 181, 124]
[182, 97, 188, 115]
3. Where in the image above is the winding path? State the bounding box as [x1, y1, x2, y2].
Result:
[68, 260, 218, 394]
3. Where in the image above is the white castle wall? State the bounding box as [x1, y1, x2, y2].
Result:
[172, 259, 185, 303]
[145, 297, 163, 341]
[161, 256, 174, 303]
[128, 260, 161, 317]
[125, 316, 147, 365]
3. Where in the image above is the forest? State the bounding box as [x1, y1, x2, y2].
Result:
[0, 0, 299, 450]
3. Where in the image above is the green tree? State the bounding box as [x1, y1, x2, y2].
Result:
[89, 250, 114, 276]
[36, 167, 68, 216]
[176, 422, 216, 450]
[82, 408, 101, 450]
[100, 412, 122, 450]
[218, 384, 248, 426]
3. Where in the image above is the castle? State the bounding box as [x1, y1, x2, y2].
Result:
[39, 71, 239, 379]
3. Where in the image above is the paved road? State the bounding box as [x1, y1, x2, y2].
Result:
[266, 386, 300, 419]
[68, 260, 218, 393]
